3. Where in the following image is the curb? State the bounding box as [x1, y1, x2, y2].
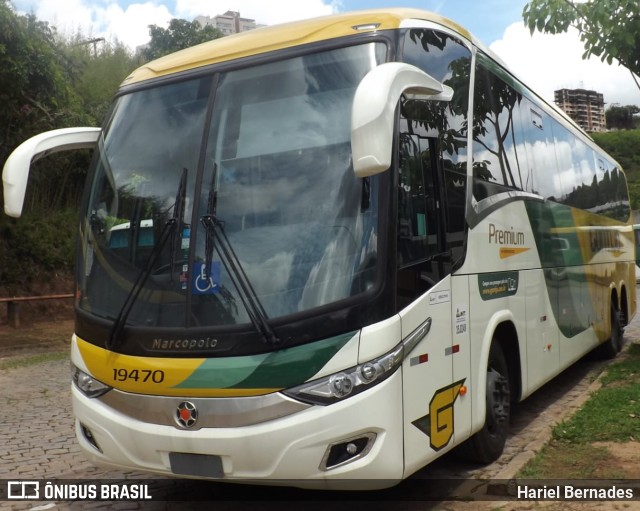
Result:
[485, 338, 636, 497]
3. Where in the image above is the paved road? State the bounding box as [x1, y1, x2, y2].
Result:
[1, 307, 638, 510]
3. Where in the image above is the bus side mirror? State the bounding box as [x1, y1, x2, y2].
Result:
[351, 62, 453, 178]
[2, 127, 101, 217]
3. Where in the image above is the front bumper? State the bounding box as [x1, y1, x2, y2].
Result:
[72, 370, 404, 490]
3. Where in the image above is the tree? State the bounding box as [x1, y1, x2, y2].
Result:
[605, 104, 640, 130]
[0, 0, 74, 164]
[522, 0, 640, 91]
[141, 19, 223, 61]
[0, 1, 139, 212]
[62, 34, 140, 123]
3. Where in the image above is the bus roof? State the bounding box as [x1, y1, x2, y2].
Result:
[122, 8, 472, 86]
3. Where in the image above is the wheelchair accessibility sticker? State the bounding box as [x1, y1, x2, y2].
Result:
[193, 262, 221, 295]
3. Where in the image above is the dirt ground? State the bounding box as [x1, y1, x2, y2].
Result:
[0, 274, 74, 327]
[0, 317, 73, 355]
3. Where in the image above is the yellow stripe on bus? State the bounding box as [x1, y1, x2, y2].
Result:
[76, 337, 279, 397]
[122, 9, 472, 85]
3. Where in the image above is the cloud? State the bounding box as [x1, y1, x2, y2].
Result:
[14, 0, 339, 51]
[23, 0, 96, 36]
[175, 0, 339, 25]
[14, 0, 174, 49]
[490, 22, 640, 107]
[101, 2, 173, 49]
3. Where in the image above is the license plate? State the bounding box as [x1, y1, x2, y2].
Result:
[169, 452, 224, 478]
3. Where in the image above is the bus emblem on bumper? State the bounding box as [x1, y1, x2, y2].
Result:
[176, 401, 198, 429]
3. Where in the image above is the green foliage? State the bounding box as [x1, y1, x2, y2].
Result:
[523, 0, 640, 83]
[141, 19, 223, 61]
[61, 35, 141, 124]
[0, 4, 212, 290]
[555, 344, 640, 441]
[605, 104, 640, 130]
[553, 384, 640, 442]
[591, 129, 640, 209]
[0, 2, 139, 218]
[0, 208, 77, 286]
[0, 0, 74, 164]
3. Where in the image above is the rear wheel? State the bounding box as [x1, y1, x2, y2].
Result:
[597, 303, 624, 359]
[457, 341, 511, 463]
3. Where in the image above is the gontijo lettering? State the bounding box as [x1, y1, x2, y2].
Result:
[489, 223, 525, 245]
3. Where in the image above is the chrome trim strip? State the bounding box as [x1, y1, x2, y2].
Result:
[467, 189, 544, 229]
[98, 390, 311, 430]
[402, 317, 432, 359]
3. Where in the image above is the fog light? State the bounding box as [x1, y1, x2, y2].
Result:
[80, 423, 102, 453]
[320, 433, 377, 471]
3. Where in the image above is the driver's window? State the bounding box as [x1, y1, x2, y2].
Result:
[397, 118, 444, 309]
[397, 131, 439, 267]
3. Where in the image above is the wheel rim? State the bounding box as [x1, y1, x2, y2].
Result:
[486, 368, 510, 436]
[611, 307, 622, 352]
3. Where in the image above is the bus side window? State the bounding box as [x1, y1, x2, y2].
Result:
[397, 29, 472, 308]
[397, 124, 445, 309]
[471, 59, 529, 200]
[397, 131, 439, 267]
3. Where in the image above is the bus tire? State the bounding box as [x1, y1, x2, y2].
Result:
[458, 341, 511, 464]
[598, 303, 624, 359]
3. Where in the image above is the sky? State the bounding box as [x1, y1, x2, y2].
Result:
[10, 0, 640, 106]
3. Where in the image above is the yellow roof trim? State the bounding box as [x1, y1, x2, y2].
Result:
[122, 8, 471, 86]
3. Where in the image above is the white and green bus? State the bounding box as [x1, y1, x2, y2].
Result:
[3, 8, 636, 489]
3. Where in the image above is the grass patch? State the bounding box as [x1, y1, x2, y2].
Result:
[520, 442, 622, 479]
[0, 351, 67, 370]
[552, 385, 640, 443]
[518, 342, 640, 478]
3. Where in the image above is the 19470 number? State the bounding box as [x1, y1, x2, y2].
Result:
[112, 368, 165, 383]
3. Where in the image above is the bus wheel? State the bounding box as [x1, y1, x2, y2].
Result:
[598, 304, 624, 359]
[458, 341, 511, 464]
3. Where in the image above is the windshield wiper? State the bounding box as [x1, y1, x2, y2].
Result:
[107, 168, 188, 350]
[201, 168, 280, 347]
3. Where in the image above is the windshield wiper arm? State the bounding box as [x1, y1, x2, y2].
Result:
[201, 216, 280, 347]
[200, 169, 280, 347]
[203, 164, 218, 284]
[107, 168, 188, 350]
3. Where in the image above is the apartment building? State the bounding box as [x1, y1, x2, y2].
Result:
[195, 11, 260, 35]
[554, 88, 607, 132]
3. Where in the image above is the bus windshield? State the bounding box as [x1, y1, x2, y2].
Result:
[78, 42, 386, 332]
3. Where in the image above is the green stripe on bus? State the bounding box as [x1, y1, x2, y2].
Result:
[172, 331, 356, 390]
[524, 200, 628, 338]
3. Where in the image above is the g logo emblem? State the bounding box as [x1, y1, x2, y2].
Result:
[427, 380, 464, 450]
[175, 401, 198, 429]
[412, 379, 465, 451]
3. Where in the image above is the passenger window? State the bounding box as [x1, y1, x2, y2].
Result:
[472, 61, 528, 200]
[520, 101, 560, 200]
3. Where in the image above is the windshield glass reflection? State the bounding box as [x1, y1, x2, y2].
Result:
[77, 43, 385, 330]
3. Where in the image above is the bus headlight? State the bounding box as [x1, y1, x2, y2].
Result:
[283, 318, 431, 406]
[72, 365, 112, 398]
[282, 343, 404, 405]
